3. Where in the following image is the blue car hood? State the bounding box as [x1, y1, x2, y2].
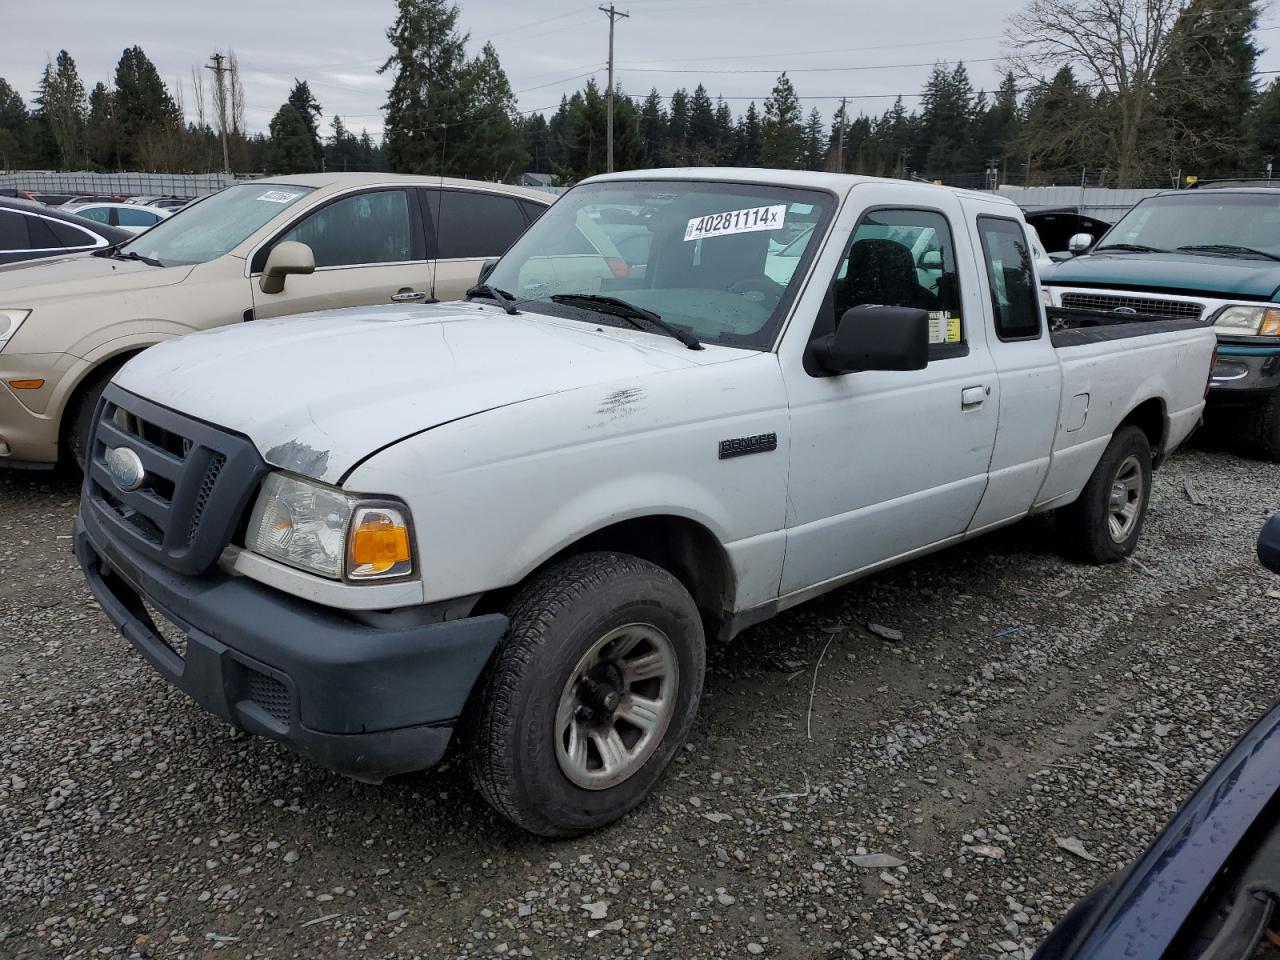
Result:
[1045, 252, 1280, 300]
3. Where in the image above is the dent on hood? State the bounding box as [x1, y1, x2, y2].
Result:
[264, 439, 331, 478]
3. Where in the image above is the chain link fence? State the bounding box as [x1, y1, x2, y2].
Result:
[0, 171, 239, 198]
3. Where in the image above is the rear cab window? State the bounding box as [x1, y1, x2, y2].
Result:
[977, 217, 1042, 341]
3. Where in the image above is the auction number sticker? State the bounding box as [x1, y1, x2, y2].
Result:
[928, 311, 963, 344]
[257, 190, 301, 203]
[684, 204, 786, 242]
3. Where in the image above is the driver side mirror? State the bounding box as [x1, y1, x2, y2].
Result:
[259, 240, 315, 294]
[1067, 232, 1095, 255]
[812, 305, 930, 375]
[1260, 515, 1280, 575]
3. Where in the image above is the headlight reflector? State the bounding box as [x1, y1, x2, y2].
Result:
[0, 309, 31, 352]
[246, 473, 356, 579]
[1214, 305, 1280, 336]
[347, 506, 413, 580]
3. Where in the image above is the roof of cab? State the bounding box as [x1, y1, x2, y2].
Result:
[582, 167, 1018, 206]
[251, 172, 555, 204]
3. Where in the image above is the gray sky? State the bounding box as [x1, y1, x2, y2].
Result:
[4, 0, 1279, 141]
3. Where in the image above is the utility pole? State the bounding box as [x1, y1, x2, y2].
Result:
[599, 4, 629, 173]
[834, 97, 847, 173]
[206, 52, 231, 174]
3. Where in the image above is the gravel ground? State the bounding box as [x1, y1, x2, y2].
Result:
[1, 448, 1277, 960]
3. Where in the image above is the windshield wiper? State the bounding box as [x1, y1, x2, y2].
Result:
[548, 293, 703, 351]
[1176, 244, 1280, 262]
[464, 283, 519, 315]
[112, 250, 164, 267]
[1093, 242, 1167, 253]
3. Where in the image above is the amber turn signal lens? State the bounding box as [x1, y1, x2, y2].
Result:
[348, 507, 413, 579]
[1261, 308, 1280, 337]
[8, 379, 44, 390]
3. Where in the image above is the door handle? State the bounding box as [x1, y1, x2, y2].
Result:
[391, 290, 427, 302]
[961, 385, 989, 407]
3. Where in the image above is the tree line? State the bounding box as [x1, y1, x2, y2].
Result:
[1, 0, 1277, 188]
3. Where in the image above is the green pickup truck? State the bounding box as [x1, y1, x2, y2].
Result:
[1041, 188, 1280, 460]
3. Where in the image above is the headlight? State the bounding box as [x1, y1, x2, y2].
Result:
[1213, 305, 1280, 337]
[245, 473, 413, 581]
[0, 309, 31, 352]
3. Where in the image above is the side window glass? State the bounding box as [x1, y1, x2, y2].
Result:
[279, 189, 412, 268]
[833, 208, 965, 359]
[78, 207, 112, 224]
[47, 220, 97, 247]
[519, 199, 549, 224]
[118, 207, 160, 227]
[429, 191, 526, 259]
[26, 216, 66, 250]
[978, 217, 1041, 341]
[0, 211, 32, 250]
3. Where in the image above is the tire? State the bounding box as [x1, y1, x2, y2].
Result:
[1242, 389, 1280, 463]
[467, 551, 705, 837]
[1060, 424, 1153, 564]
[64, 361, 125, 472]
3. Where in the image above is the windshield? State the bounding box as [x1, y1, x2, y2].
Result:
[121, 183, 313, 266]
[483, 179, 837, 350]
[1101, 194, 1280, 258]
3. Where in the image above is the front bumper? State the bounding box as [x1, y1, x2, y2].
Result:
[75, 506, 508, 782]
[1207, 342, 1280, 405]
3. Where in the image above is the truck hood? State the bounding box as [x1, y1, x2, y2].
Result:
[114, 302, 740, 485]
[1044, 251, 1280, 300]
[0, 252, 193, 303]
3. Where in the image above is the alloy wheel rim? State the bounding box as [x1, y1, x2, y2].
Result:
[554, 623, 679, 790]
[1106, 454, 1145, 543]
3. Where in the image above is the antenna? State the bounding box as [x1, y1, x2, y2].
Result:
[428, 118, 448, 304]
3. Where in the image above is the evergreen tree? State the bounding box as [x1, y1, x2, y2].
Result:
[713, 98, 735, 164]
[522, 112, 552, 174]
[917, 62, 977, 177]
[379, 0, 470, 174]
[688, 83, 717, 161]
[611, 90, 644, 171]
[639, 89, 666, 167]
[761, 73, 803, 168]
[802, 107, 825, 170]
[286, 79, 324, 167]
[265, 103, 319, 173]
[35, 52, 86, 169]
[1018, 67, 1097, 183]
[1152, 0, 1260, 178]
[735, 101, 762, 166]
[325, 114, 361, 171]
[453, 42, 526, 180]
[1248, 80, 1280, 169]
[85, 81, 119, 169]
[666, 88, 690, 164]
[0, 78, 30, 168]
[565, 80, 608, 179]
[114, 46, 180, 169]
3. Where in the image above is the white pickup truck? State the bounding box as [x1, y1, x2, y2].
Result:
[75, 170, 1215, 836]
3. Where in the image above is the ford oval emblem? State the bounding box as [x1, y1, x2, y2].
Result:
[104, 446, 146, 492]
[1112, 306, 1138, 315]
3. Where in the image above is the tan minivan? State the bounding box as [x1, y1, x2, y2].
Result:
[0, 173, 552, 469]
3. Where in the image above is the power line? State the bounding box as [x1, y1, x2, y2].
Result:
[621, 57, 1004, 75]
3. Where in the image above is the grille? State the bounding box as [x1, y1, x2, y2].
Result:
[86, 384, 269, 576]
[245, 669, 291, 723]
[1061, 291, 1204, 320]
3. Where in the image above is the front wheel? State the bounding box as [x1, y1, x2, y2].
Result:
[1243, 388, 1280, 462]
[1060, 424, 1153, 564]
[466, 552, 705, 837]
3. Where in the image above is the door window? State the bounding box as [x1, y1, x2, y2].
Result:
[46, 219, 99, 248]
[25, 216, 67, 250]
[831, 208, 965, 360]
[0, 211, 31, 250]
[76, 207, 112, 224]
[977, 217, 1041, 341]
[279, 189, 413, 268]
[428, 191, 526, 259]
[117, 207, 161, 227]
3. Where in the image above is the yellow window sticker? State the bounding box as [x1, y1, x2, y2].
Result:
[928, 312, 963, 344]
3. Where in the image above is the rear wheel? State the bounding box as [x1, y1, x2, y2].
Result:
[1060, 424, 1152, 564]
[466, 551, 705, 837]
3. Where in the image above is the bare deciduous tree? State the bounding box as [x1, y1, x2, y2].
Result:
[1005, 0, 1185, 185]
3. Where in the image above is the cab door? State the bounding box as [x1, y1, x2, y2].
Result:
[251, 187, 433, 319]
[778, 186, 1000, 597]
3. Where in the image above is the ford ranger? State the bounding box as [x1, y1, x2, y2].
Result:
[74, 170, 1216, 836]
